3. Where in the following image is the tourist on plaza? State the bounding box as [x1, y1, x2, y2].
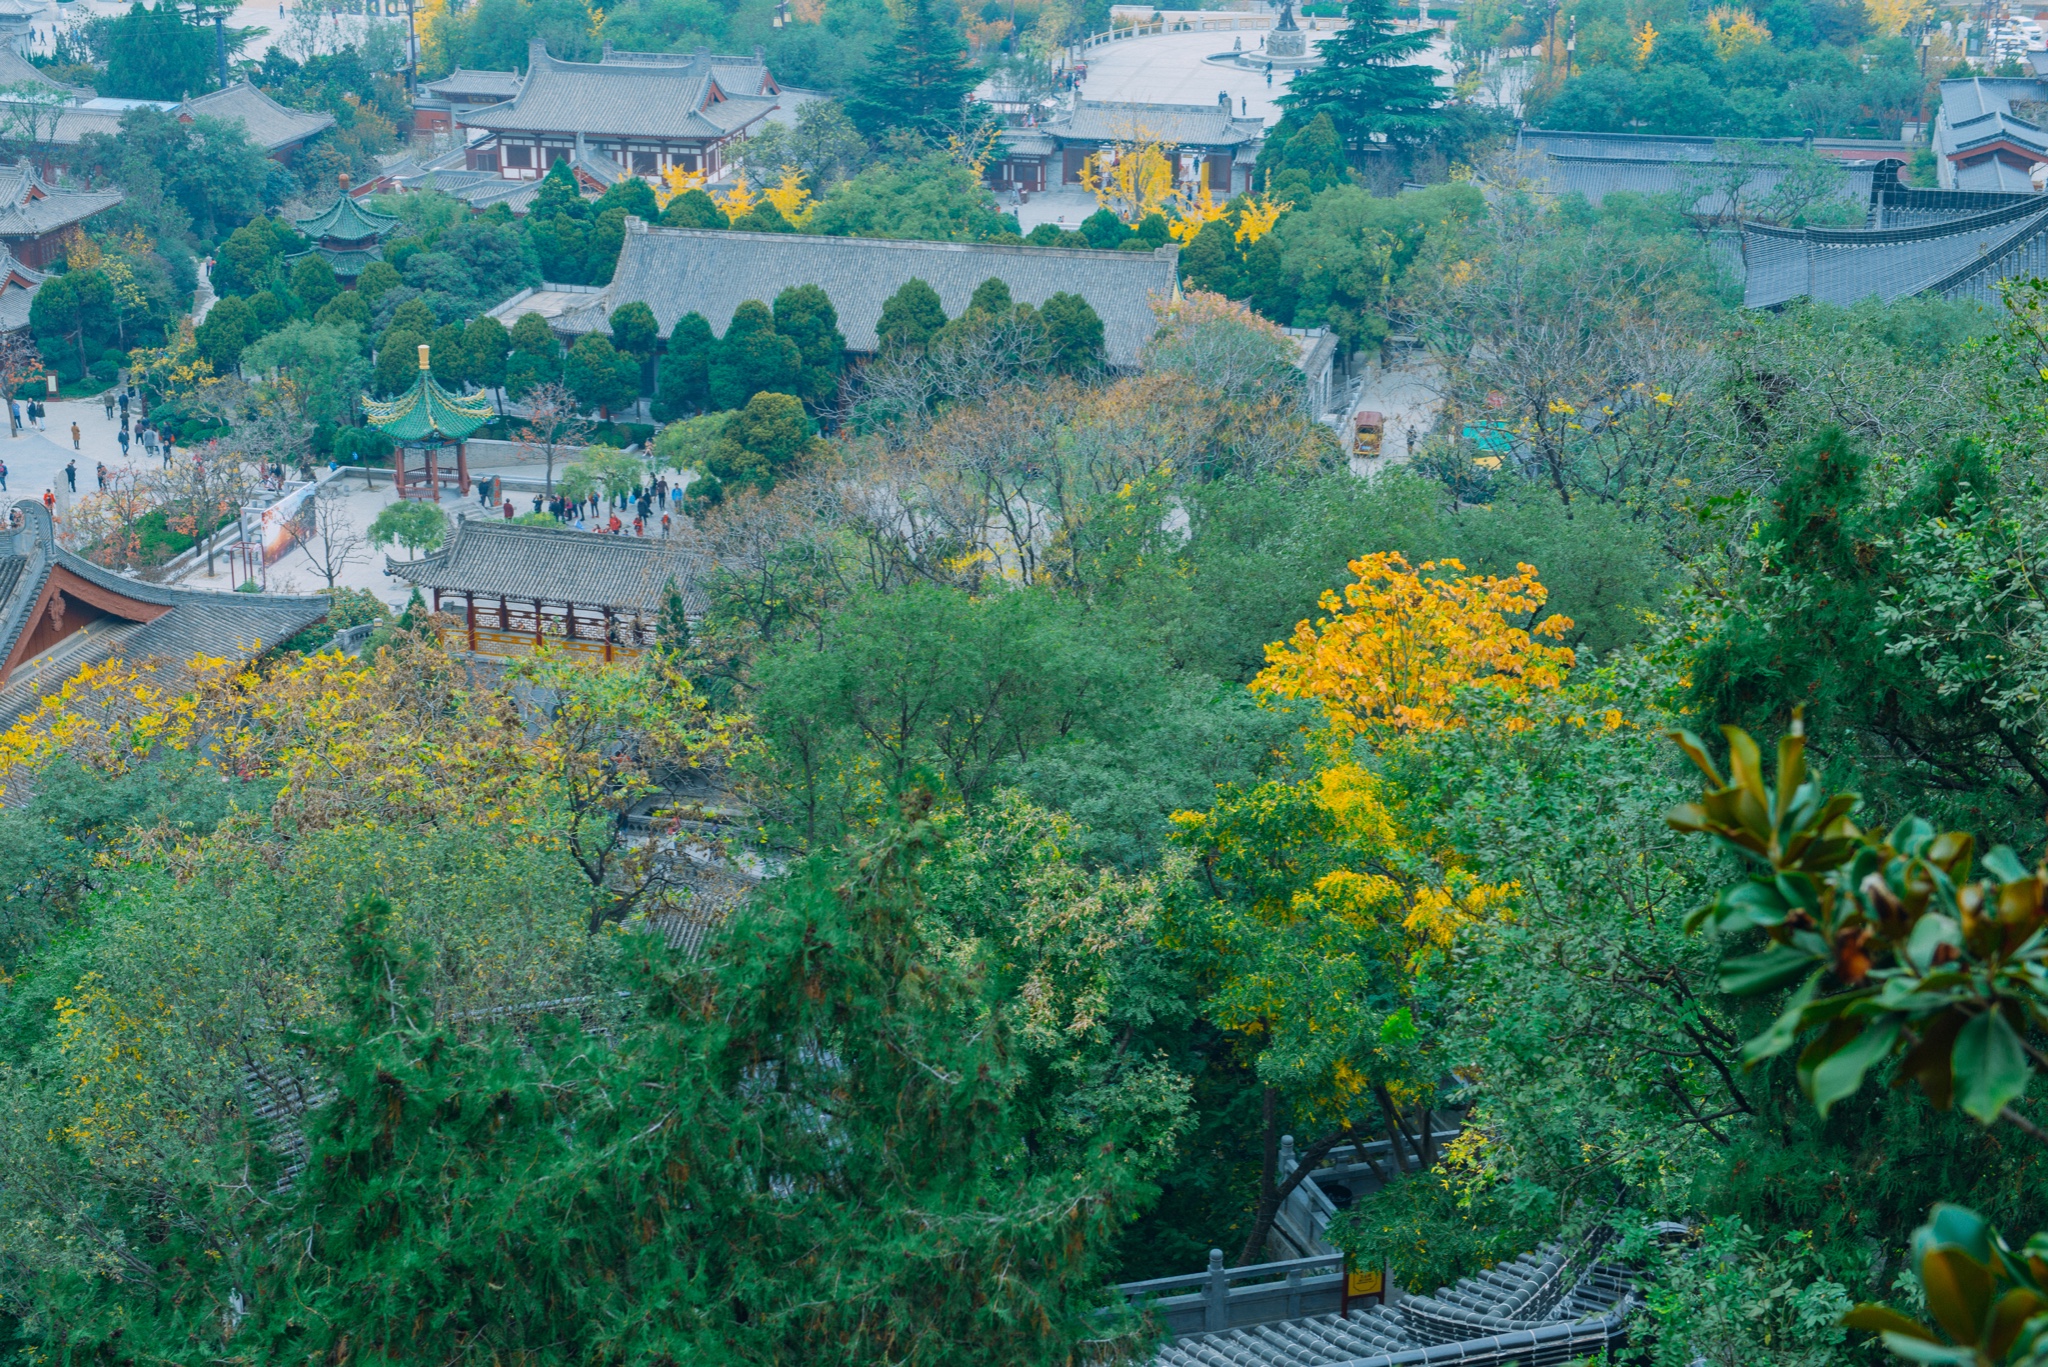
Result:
[102, 393, 113, 422]
[64, 460, 75, 493]
[41, 489, 53, 513]
[607, 513, 621, 534]
[1, 459, 10, 491]
[117, 428, 129, 457]
[502, 498, 514, 519]
[70, 422, 80, 451]
[117, 391, 127, 418]
[632, 516, 643, 537]
[95, 463, 106, 491]
[34, 400, 45, 431]
[660, 511, 670, 536]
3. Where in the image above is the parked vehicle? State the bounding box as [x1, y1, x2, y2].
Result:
[1352, 409, 1383, 457]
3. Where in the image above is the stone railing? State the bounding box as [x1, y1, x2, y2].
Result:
[1080, 13, 1276, 47]
[1114, 1250, 1348, 1336]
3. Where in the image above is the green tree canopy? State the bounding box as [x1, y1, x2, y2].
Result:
[772, 284, 846, 409]
[655, 311, 715, 418]
[1038, 292, 1103, 374]
[101, 0, 213, 102]
[464, 314, 511, 392]
[370, 326, 428, 398]
[701, 390, 823, 501]
[659, 189, 728, 230]
[709, 299, 801, 411]
[564, 332, 640, 415]
[811, 155, 1013, 243]
[290, 254, 341, 316]
[876, 278, 946, 352]
[191, 291, 252, 375]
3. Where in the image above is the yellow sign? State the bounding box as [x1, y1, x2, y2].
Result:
[1347, 1266, 1384, 1296]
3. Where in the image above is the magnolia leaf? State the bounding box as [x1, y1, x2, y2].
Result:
[1807, 1018, 1902, 1116]
[1841, 1304, 1941, 1342]
[1954, 1009, 2033, 1126]
[1720, 943, 1821, 996]
[1922, 1246, 1995, 1345]
[1874, 1333, 1979, 1366]
[1664, 727, 1724, 786]
[1985, 845, 2030, 885]
[1724, 724, 1767, 807]
[1740, 969, 1823, 1066]
[1894, 1007, 1967, 1112]
[1775, 726, 1807, 822]
[1985, 1288, 2046, 1361]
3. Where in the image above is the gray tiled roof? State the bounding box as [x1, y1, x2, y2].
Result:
[599, 44, 777, 96]
[46, 104, 130, 145]
[0, 499, 329, 729]
[1045, 98, 1261, 148]
[1152, 1240, 1635, 1367]
[0, 246, 45, 332]
[385, 519, 706, 617]
[1870, 185, 2041, 228]
[1935, 77, 2048, 169]
[1956, 158, 2041, 192]
[586, 218, 1177, 366]
[181, 80, 335, 151]
[1517, 146, 1872, 216]
[1519, 127, 1807, 161]
[1743, 194, 2048, 307]
[459, 40, 777, 141]
[0, 162, 120, 239]
[0, 45, 90, 96]
[420, 66, 523, 100]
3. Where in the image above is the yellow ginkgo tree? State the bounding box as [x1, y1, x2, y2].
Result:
[1081, 131, 1177, 223]
[1171, 552, 1574, 1265]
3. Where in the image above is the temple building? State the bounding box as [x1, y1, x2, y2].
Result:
[520, 218, 1180, 369]
[385, 519, 705, 664]
[457, 40, 782, 184]
[362, 345, 494, 501]
[0, 162, 121, 269]
[0, 500, 329, 730]
[289, 184, 401, 281]
[1932, 76, 2048, 191]
[414, 67, 526, 133]
[990, 95, 1265, 195]
[179, 80, 335, 163]
[0, 246, 42, 333]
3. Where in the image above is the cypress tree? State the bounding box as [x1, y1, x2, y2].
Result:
[1039, 292, 1104, 375]
[656, 311, 716, 417]
[660, 189, 729, 230]
[846, 0, 981, 140]
[876, 278, 947, 352]
[1277, 0, 1443, 150]
[709, 300, 801, 411]
[772, 284, 846, 409]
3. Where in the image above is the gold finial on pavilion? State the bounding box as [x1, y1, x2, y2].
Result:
[418, 343, 430, 370]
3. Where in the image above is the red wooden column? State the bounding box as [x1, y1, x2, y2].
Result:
[602, 607, 613, 662]
[533, 599, 544, 648]
[432, 588, 441, 613]
[498, 595, 507, 630]
[456, 440, 471, 496]
[465, 596, 476, 652]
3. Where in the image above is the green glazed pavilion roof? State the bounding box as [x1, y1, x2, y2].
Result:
[292, 193, 400, 244]
[362, 348, 493, 442]
[286, 243, 385, 278]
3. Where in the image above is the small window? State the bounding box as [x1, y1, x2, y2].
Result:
[503, 143, 531, 169]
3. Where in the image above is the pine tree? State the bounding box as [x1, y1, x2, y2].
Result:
[1277, 0, 1443, 150]
[846, 0, 981, 141]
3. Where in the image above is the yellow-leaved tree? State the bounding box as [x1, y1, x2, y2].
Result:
[1081, 129, 1176, 223]
[1172, 552, 1573, 1264]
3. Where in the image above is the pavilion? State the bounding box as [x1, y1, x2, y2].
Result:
[362, 345, 493, 501]
[384, 519, 706, 663]
[289, 180, 401, 281]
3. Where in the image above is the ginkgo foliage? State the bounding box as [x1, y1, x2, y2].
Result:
[1253, 551, 1576, 740]
[1171, 552, 1572, 1262]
